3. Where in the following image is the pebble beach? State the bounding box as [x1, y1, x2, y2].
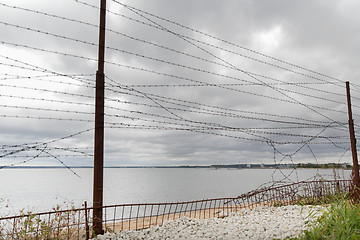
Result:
[93, 205, 325, 240]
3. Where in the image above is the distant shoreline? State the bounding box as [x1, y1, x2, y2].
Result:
[2, 163, 352, 169]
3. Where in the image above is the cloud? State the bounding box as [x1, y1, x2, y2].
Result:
[0, 0, 358, 167]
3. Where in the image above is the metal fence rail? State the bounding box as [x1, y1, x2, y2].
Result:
[0, 205, 91, 240]
[0, 180, 352, 239]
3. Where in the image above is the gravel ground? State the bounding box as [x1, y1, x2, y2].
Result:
[93, 205, 325, 240]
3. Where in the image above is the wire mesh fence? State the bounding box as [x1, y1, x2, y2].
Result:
[0, 179, 352, 239]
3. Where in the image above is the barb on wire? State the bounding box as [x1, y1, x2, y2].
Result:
[0, 144, 48, 169]
[0, 129, 94, 176]
[113, 1, 342, 125]
[42, 150, 81, 178]
[108, 0, 346, 87]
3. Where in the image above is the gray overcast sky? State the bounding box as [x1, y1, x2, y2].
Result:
[1, 0, 360, 167]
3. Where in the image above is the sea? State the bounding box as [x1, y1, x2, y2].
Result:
[0, 167, 351, 217]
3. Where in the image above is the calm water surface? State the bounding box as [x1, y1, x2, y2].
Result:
[0, 168, 350, 216]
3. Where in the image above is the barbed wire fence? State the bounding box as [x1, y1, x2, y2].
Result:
[0, 0, 359, 236]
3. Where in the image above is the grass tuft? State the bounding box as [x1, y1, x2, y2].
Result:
[291, 196, 360, 240]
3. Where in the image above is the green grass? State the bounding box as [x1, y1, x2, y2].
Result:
[291, 197, 360, 240]
[294, 194, 340, 206]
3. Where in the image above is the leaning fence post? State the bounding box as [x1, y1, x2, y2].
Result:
[84, 201, 90, 240]
[346, 81, 360, 202]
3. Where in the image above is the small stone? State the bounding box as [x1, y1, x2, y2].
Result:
[91, 205, 325, 240]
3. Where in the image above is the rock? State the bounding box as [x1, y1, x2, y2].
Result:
[92, 205, 325, 240]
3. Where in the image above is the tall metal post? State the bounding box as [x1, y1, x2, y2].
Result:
[93, 0, 106, 235]
[346, 81, 360, 191]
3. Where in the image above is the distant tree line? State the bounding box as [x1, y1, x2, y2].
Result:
[209, 163, 352, 169]
[296, 163, 352, 169]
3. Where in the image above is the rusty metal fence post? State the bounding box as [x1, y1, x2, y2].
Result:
[93, 0, 107, 235]
[346, 81, 360, 202]
[84, 201, 90, 240]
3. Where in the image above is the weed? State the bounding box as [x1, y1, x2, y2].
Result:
[0, 203, 91, 239]
[292, 196, 360, 240]
[294, 193, 340, 206]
